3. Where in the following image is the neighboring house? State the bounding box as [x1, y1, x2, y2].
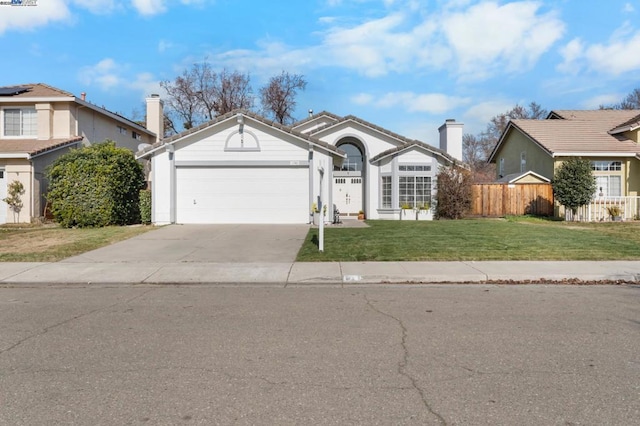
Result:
[0, 83, 160, 223]
[137, 108, 463, 224]
[488, 109, 640, 219]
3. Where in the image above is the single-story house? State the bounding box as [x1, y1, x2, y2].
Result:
[0, 83, 159, 223]
[137, 109, 464, 224]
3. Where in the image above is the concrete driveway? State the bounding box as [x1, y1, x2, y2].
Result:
[62, 224, 310, 263]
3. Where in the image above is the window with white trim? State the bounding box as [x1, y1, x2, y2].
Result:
[3, 107, 37, 137]
[520, 151, 526, 173]
[595, 175, 621, 197]
[381, 176, 391, 208]
[499, 158, 505, 176]
[399, 176, 432, 208]
[592, 161, 623, 197]
[591, 161, 621, 171]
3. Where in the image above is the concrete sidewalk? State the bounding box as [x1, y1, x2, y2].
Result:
[1, 260, 639, 285]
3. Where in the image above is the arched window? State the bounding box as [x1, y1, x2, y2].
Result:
[337, 143, 363, 172]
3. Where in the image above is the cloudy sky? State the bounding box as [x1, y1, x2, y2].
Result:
[2, 0, 639, 141]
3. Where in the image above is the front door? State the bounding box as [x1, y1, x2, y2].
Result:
[333, 172, 362, 217]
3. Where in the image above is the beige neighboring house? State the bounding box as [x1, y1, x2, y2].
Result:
[488, 109, 640, 220]
[0, 83, 162, 223]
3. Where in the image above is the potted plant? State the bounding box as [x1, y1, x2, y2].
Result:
[311, 202, 320, 225]
[607, 205, 622, 221]
[357, 210, 365, 220]
[400, 202, 413, 220]
[416, 202, 432, 221]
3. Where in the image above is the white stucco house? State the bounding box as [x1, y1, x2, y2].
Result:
[137, 107, 463, 224]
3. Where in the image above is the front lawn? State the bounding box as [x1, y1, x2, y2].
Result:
[296, 217, 640, 261]
[0, 224, 154, 262]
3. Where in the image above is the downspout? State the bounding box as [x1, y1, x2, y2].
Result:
[328, 156, 334, 221]
[392, 156, 399, 212]
[308, 145, 314, 223]
[167, 144, 176, 224]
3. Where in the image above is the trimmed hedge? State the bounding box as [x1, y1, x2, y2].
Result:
[46, 141, 146, 228]
[139, 189, 152, 224]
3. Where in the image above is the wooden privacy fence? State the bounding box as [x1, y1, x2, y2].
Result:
[470, 183, 554, 217]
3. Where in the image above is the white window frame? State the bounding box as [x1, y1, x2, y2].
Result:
[499, 158, 505, 177]
[381, 175, 392, 208]
[2, 106, 37, 138]
[398, 163, 433, 209]
[595, 175, 622, 197]
[520, 151, 526, 173]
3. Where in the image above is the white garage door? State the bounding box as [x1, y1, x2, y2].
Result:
[176, 167, 309, 224]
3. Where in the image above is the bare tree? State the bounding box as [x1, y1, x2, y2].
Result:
[260, 71, 307, 125]
[160, 62, 254, 134]
[160, 69, 202, 132]
[194, 65, 253, 118]
[463, 102, 547, 182]
[601, 88, 640, 110]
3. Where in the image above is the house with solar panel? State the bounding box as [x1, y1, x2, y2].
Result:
[488, 109, 640, 220]
[0, 83, 159, 223]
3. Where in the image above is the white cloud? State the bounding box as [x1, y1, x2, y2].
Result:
[464, 100, 515, 126]
[558, 27, 640, 76]
[78, 58, 161, 104]
[79, 58, 122, 90]
[441, 1, 565, 79]
[581, 93, 622, 109]
[210, 1, 564, 82]
[158, 40, 174, 53]
[557, 38, 585, 74]
[131, 0, 166, 15]
[584, 31, 640, 75]
[71, 0, 118, 14]
[623, 2, 635, 13]
[0, 0, 71, 34]
[351, 93, 374, 105]
[352, 91, 471, 114]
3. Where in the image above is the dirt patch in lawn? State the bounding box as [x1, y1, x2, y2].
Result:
[0, 224, 153, 261]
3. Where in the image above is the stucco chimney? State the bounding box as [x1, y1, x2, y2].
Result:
[438, 119, 463, 162]
[80, 92, 86, 101]
[145, 94, 164, 143]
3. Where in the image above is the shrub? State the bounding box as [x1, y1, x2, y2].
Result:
[46, 141, 145, 227]
[552, 157, 596, 219]
[3, 180, 25, 223]
[435, 165, 472, 219]
[139, 189, 152, 224]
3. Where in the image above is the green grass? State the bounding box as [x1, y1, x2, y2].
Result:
[296, 217, 640, 261]
[0, 224, 154, 262]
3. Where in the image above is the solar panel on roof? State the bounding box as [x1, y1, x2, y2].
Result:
[0, 86, 30, 96]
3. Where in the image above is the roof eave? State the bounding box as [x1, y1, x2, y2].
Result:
[552, 152, 639, 158]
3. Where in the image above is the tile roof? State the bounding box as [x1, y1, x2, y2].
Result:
[0, 83, 155, 137]
[0, 83, 74, 98]
[509, 115, 640, 155]
[490, 109, 640, 161]
[292, 111, 342, 128]
[370, 140, 457, 165]
[137, 109, 346, 158]
[0, 137, 83, 156]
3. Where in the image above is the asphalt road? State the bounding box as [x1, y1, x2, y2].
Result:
[1, 284, 638, 425]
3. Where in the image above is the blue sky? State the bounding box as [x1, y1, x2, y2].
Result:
[2, 0, 640, 142]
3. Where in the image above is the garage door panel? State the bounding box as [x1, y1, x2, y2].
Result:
[176, 168, 308, 224]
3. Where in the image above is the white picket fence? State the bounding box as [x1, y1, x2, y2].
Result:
[566, 196, 640, 222]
